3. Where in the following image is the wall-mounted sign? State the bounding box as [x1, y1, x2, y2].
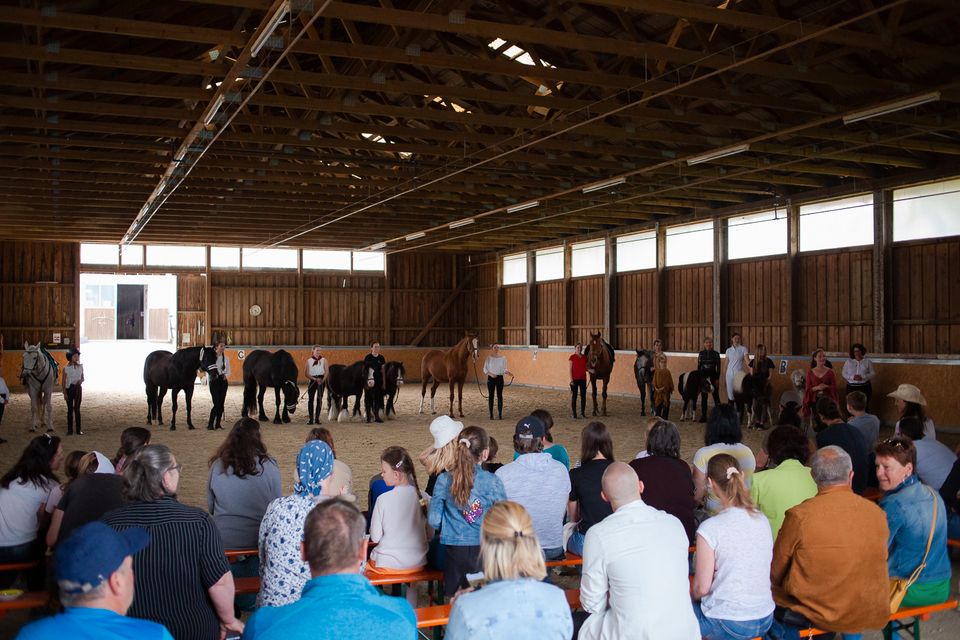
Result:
[53, 332, 61, 344]
[182, 333, 191, 343]
[238, 350, 245, 360]
[779, 359, 788, 375]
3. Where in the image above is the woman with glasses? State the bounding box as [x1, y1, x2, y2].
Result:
[874, 436, 951, 612]
[103, 444, 243, 640]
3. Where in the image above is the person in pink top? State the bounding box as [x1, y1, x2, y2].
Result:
[802, 348, 838, 422]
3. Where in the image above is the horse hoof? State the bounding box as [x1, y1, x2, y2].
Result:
[259, 415, 269, 422]
[282, 417, 291, 424]
[273, 419, 282, 425]
[169, 425, 176, 431]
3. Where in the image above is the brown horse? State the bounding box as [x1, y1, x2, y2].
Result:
[419, 332, 479, 417]
[587, 331, 615, 416]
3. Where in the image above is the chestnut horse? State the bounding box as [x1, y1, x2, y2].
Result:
[419, 332, 479, 417]
[587, 331, 615, 416]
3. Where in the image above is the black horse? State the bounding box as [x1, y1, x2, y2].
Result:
[143, 346, 208, 431]
[677, 370, 714, 422]
[242, 349, 299, 424]
[634, 350, 655, 416]
[326, 361, 377, 422]
[384, 361, 406, 419]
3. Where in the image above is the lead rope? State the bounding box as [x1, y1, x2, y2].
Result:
[472, 358, 515, 399]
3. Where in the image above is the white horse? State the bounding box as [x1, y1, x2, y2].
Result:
[20, 342, 56, 433]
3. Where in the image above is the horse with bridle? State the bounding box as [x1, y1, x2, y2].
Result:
[419, 332, 478, 417]
[143, 346, 209, 430]
[21, 341, 57, 432]
[384, 361, 405, 419]
[633, 349, 655, 416]
[242, 349, 300, 424]
[326, 361, 375, 422]
[586, 332, 615, 417]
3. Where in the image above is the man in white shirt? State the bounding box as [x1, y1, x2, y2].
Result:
[495, 415, 570, 561]
[578, 462, 699, 640]
[206, 340, 230, 431]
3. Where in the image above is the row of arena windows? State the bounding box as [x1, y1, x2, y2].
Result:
[504, 176, 960, 284]
[80, 245, 386, 272]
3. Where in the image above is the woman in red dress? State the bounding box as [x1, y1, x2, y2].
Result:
[802, 348, 838, 421]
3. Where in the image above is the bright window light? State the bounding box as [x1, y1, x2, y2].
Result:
[728, 210, 788, 260]
[666, 221, 714, 266]
[303, 249, 352, 271]
[242, 247, 297, 270]
[799, 194, 873, 252]
[535, 246, 565, 281]
[616, 231, 656, 272]
[146, 245, 206, 267]
[211, 247, 240, 269]
[487, 38, 555, 68]
[502, 253, 527, 285]
[361, 132, 413, 160]
[893, 177, 960, 242]
[120, 244, 143, 266]
[81, 243, 118, 265]
[571, 240, 605, 277]
[352, 251, 385, 272]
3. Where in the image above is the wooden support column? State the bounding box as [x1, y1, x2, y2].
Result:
[526, 251, 537, 346]
[204, 246, 212, 346]
[786, 203, 800, 355]
[296, 249, 304, 346]
[713, 219, 728, 343]
[563, 243, 571, 345]
[73, 242, 80, 347]
[604, 236, 616, 346]
[874, 189, 893, 353]
[410, 271, 475, 347]
[495, 257, 504, 345]
[654, 224, 665, 345]
[383, 254, 392, 346]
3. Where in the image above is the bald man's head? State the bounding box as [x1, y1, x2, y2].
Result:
[601, 462, 643, 511]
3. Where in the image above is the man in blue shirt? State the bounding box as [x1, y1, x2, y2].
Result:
[16, 521, 172, 640]
[243, 498, 416, 640]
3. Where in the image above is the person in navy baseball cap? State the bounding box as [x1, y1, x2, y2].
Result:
[16, 522, 172, 640]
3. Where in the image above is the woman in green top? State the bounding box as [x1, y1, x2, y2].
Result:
[750, 425, 817, 538]
[511, 409, 570, 469]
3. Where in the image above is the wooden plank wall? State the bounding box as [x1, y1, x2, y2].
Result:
[177, 274, 205, 347]
[727, 257, 790, 353]
[390, 253, 474, 346]
[795, 248, 874, 353]
[211, 272, 299, 345]
[569, 276, 604, 345]
[304, 273, 383, 346]
[615, 270, 657, 349]
[502, 285, 526, 345]
[471, 261, 499, 345]
[535, 280, 566, 346]
[0, 240, 78, 347]
[891, 238, 960, 354]
[662, 265, 713, 352]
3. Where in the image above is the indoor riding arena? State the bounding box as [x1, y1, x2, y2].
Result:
[1, 1, 959, 639]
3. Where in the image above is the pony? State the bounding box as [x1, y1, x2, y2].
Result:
[325, 361, 374, 422]
[587, 332, 615, 417]
[419, 332, 479, 417]
[242, 349, 299, 424]
[730, 371, 772, 428]
[143, 346, 208, 430]
[20, 342, 56, 433]
[677, 369, 714, 421]
[633, 349, 655, 416]
[384, 361, 406, 419]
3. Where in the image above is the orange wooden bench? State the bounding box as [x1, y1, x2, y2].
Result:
[545, 551, 582, 568]
[0, 561, 39, 573]
[224, 548, 258, 561]
[0, 591, 50, 619]
[415, 587, 581, 629]
[947, 538, 960, 550]
[234, 567, 445, 595]
[750, 599, 959, 639]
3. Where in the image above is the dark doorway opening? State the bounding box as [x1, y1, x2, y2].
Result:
[117, 284, 145, 340]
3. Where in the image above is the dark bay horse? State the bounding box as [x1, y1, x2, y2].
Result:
[143, 346, 208, 430]
[419, 332, 478, 417]
[325, 361, 375, 422]
[242, 349, 299, 424]
[587, 332, 615, 417]
[384, 361, 405, 419]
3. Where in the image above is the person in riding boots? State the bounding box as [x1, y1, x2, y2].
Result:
[207, 340, 229, 431]
[62, 347, 84, 436]
[569, 344, 588, 419]
[697, 337, 721, 423]
[483, 344, 511, 420]
[304, 346, 327, 425]
[364, 342, 387, 423]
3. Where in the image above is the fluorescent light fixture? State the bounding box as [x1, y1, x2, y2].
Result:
[842, 91, 941, 125]
[251, 1, 289, 57]
[507, 200, 539, 214]
[405, 231, 425, 241]
[368, 242, 386, 251]
[686, 143, 750, 166]
[203, 94, 225, 126]
[583, 177, 626, 194]
[449, 217, 475, 229]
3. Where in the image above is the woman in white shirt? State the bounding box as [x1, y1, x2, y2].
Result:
[842, 342, 876, 410]
[724, 333, 750, 403]
[483, 344, 512, 420]
[693, 454, 774, 640]
[61, 347, 84, 435]
[304, 345, 327, 425]
[368, 446, 430, 606]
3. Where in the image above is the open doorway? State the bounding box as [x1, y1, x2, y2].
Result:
[79, 273, 177, 391]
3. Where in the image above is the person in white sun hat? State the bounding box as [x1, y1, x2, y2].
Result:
[889, 383, 936, 441]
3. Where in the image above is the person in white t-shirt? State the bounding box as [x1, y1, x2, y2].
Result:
[693, 453, 774, 640]
[61, 347, 84, 435]
[724, 334, 750, 403]
[304, 346, 328, 425]
[368, 446, 431, 606]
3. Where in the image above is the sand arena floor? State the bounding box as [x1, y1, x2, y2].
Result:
[0, 382, 958, 639]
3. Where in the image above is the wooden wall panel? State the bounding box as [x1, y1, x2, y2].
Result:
[615, 270, 657, 349]
[0, 240, 78, 347]
[727, 257, 790, 353]
[535, 280, 565, 346]
[569, 276, 604, 345]
[891, 238, 960, 354]
[211, 272, 298, 345]
[304, 273, 383, 347]
[662, 265, 713, 352]
[471, 261, 499, 345]
[795, 249, 873, 353]
[177, 274, 206, 347]
[389, 253, 472, 347]
[502, 285, 526, 345]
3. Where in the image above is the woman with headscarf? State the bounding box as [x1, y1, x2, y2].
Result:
[257, 440, 336, 608]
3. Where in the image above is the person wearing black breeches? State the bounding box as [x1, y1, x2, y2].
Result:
[61, 347, 84, 435]
[304, 345, 327, 424]
[697, 336, 721, 423]
[483, 344, 511, 420]
[206, 339, 229, 430]
[569, 343, 588, 418]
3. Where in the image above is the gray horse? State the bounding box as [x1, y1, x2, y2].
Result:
[21, 342, 56, 433]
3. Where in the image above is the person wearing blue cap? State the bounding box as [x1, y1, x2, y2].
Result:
[15, 521, 172, 639]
